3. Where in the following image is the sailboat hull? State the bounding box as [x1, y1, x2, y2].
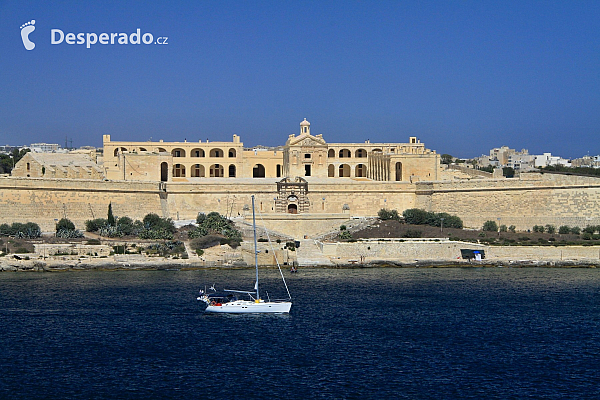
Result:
[204, 300, 292, 314]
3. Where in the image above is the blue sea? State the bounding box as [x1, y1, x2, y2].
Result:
[1, 267, 599, 399]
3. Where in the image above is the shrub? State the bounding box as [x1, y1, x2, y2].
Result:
[508, 225, 516, 233]
[196, 249, 204, 256]
[86, 239, 101, 245]
[340, 225, 347, 231]
[403, 229, 422, 238]
[545, 225, 556, 234]
[338, 231, 352, 240]
[499, 224, 507, 233]
[532, 225, 544, 233]
[583, 225, 597, 234]
[402, 208, 463, 229]
[558, 225, 571, 234]
[570, 226, 581, 235]
[85, 218, 108, 232]
[378, 209, 400, 221]
[56, 218, 76, 232]
[483, 220, 498, 232]
[15, 247, 30, 253]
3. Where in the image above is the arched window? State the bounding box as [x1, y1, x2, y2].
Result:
[228, 164, 236, 177]
[339, 149, 351, 158]
[395, 162, 402, 181]
[328, 149, 335, 158]
[210, 164, 224, 177]
[339, 164, 350, 177]
[157, 147, 167, 153]
[355, 164, 366, 177]
[355, 149, 367, 158]
[328, 164, 335, 177]
[138, 147, 147, 152]
[173, 164, 186, 177]
[253, 164, 266, 178]
[172, 148, 186, 158]
[228, 148, 236, 157]
[113, 147, 127, 157]
[191, 148, 205, 157]
[210, 148, 223, 157]
[191, 164, 204, 177]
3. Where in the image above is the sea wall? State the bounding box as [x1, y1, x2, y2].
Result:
[319, 239, 600, 263]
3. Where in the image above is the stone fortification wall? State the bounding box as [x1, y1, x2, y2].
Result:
[415, 173, 600, 230]
[320, 239, 600, 263]
[0, 177, 164, 231]
[2, 173, 600, 236]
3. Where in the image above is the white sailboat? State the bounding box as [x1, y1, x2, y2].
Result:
[197, 195, 292, 314]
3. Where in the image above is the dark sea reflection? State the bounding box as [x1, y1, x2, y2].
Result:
[1, 268, 600, 399]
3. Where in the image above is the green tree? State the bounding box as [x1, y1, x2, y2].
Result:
[558, 225, 571, 234]
[502, 167, 515, 178]
[571, 226, 581, 235]
[440, 154, 453, 164]
[546, 225, 556, 234]
[508, 225, 516, 233]
[483, 220, 498, 232]
[107, 203, 116, 225]
[378, 209, 400, 221]
[56, 218, 75, 232]
[499, 224, 507, 232]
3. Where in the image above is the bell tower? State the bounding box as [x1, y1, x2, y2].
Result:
[300, 118, 310, 135]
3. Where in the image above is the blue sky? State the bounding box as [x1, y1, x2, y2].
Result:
[1, 1, 599, 158]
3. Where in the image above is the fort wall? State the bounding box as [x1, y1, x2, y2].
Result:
[2, 173, 600, 235]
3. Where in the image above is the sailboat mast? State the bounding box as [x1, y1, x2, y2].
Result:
[251, 195, 259, 300]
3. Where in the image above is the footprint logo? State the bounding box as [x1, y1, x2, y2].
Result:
[20, 20, 36, 50]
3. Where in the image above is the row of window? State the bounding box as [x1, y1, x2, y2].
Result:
[113, 147, 237, 158]
[171, 163, 283, 178]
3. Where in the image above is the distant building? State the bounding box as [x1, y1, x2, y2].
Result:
[29, 143, 62, 153]
[534, 153, 571, 168]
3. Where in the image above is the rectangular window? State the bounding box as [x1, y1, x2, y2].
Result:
[305, 165, 311, 176]
[304, 153, 311, 159]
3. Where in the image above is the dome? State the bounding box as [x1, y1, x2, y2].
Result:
[300, 118, 310, 126]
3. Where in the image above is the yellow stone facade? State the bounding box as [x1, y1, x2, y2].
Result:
[102, 119, 439, 183]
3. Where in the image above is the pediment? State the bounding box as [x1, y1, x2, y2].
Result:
[287, 134, 327, 147]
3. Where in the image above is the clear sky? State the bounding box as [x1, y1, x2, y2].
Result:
[1, 0, 599, 158]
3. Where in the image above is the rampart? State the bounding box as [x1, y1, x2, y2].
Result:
[1, 172, 600, 235]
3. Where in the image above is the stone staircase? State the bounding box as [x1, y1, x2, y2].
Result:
[295, 239, 333, 266]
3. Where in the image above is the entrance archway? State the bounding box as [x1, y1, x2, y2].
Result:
[288, 204, 298, 214]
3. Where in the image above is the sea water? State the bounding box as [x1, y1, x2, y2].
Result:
[1, 268, 599, 399]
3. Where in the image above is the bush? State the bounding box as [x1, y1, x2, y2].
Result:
[532, 225, 544, 233]
[558, 226, 571, 234]
[85, 218, 108, 232]
[196, 249, 204, 256]
[571, 226, 581, 235]
[338, 231, 352, 240]
[509, 225, 516, 233]
[583, 225, 597, 234]
[499, 224, 507, 233]
[483, 220, 498, 232]
[14, 247, 30, 253]
[378, 209, 400, 221]
[86, 239, 101, 245]
[0, 222, 41, 238]
[340, 225, 347, 231]
[403, 229, 422, 238]
[402, 208, 463, 229]
[56, 218, 76, 232]
[546, 225, 556, 234]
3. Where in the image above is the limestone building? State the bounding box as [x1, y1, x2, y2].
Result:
[102, 118, 439, 183]
[11, 152, 103, 179]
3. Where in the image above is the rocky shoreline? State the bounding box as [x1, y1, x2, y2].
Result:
[1, 257, 599, 272]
